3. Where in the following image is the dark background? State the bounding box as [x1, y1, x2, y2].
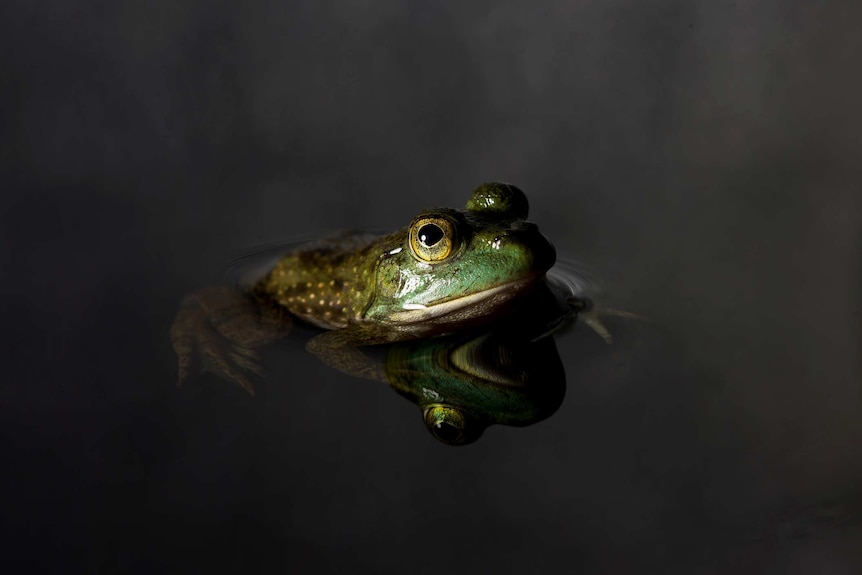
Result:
[2, 1, 861, 573]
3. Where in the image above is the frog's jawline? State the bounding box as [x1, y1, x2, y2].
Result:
[385, 278, 534, 325]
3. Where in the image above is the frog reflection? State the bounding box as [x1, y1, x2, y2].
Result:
[376, 317, 567, 445]
[310, 275, 578, 445]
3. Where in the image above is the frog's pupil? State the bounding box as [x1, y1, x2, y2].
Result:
[433, 421, 462, 443]
[418, 224, 444, 247]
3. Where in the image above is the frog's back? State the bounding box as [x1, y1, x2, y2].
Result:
[253, 231, 394, 329]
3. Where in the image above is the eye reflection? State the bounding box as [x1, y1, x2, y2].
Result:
[423, 405, 468, 445]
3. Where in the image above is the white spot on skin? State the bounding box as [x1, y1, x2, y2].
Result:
[388, 247, 403, 255]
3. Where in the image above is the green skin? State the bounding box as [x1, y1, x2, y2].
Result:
[381, 300, 568, 445]
[171, 182, 558, 394]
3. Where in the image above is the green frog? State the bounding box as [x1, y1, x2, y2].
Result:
[171, 182, 573, 394]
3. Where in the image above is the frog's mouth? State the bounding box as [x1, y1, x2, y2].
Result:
[387, 277, 537, 325]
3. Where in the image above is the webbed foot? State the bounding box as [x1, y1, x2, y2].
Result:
[172, 321, 264, 395]
[170, 286, 291, 394]
[573, 298, 647, 343]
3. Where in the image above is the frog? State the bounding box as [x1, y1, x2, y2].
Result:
[170, 182, 570, 394]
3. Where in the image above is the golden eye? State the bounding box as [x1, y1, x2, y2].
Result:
[423, 405, 467, 445]
[409, 217, 456, 262]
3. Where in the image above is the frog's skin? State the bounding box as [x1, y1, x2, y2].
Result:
[171, 182, 558, 393]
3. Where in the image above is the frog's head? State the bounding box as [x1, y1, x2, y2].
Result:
[365, 182, 556, 328]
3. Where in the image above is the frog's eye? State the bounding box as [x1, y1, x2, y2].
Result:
[423, 405, 467, 445]
[409, 217, 456, 263]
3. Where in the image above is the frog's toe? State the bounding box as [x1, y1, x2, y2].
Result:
[229, 348, 267, 378]
[583, 313, 614, 343]
[200, 346, 258, 396]
[176, 352, 195, 386]
[228, 370, 257, 396]
[172, 335, 198, 386]
[222, 368, 257, 396]
[579, 307, 650, 343]
[231, 345, 261, 361]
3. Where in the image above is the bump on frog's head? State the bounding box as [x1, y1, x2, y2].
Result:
[465, 182, 530, 221]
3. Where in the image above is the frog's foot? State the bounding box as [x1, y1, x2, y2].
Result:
[577, 303, 647, 344]
[171, 313, 265, 395]
[170, 286, 291, 395]
[582, 312, 614, 343]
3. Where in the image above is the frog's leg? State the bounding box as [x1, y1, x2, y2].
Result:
[576, 302, 647, 344]
[170, 286, 292, 394]
[582, 312, 615, 343]
[305, 326, 393, 383]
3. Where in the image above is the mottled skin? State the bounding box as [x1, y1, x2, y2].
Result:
[171, 182, 558, 393]
[252, 231, 385, 330]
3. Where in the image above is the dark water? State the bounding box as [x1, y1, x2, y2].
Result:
[3, 1, 861, 573]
